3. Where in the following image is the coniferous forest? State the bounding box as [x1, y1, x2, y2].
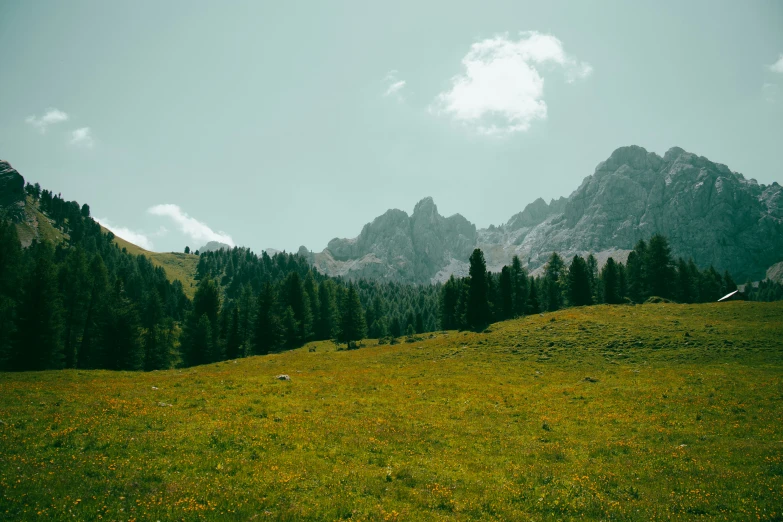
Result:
[1, 183, 781, 373]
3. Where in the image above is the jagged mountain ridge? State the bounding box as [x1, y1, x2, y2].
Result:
[310, 146, 783, 283]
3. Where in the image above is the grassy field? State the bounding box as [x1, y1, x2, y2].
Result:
[1, 302, 782, 521]
[108, 230, 200, 299]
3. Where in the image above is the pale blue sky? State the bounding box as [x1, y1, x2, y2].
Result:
[1, 0, 781, 252]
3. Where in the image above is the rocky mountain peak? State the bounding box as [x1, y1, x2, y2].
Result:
[310, 145, 782, 283]
[0, 160, 25, 210]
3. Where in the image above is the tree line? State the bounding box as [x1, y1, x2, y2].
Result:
[0, 189, 190, 372]
[440, 234, 740, 332]
[178, 247, 442, 365]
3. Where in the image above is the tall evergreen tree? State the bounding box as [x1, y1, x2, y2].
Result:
[14, 242, 64, 370]
[466, 249, 490, 331]
[499, 266, 514, 320]
[440, 275, 460, 330]
[585, 253, 599, 303]
[600, 257, 622, 304]
[225, 306, 242, 359]
[103, 281, 143, 371]
[316, 280, 338, 340]
[59, 248, 91, 368]
[0, 221, 21, 369]
[645, 234, 675, 298]
[339, 284, 367, 346]
[253, 282, 282, 355]
[79, 254, 109, 369]
[527, 279, 540, 314]
[567, 255, 593, 306]
[543, 252, 565, 312]
[626, 240, 648, 302]
[510, 255, 528, 317]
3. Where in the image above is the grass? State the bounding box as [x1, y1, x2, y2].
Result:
[1, 302, 782, 520]
[108, 230, 200, 298]
[14, 196, 66, 247]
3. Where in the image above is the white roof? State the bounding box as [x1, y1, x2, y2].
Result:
[718, 290, 739, 302]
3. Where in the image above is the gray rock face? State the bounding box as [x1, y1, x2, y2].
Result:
[312, 146, 783, 283]
[0, 160, 25, 214]
[315, 197, 476, 283]
[198, 241, 232, 253]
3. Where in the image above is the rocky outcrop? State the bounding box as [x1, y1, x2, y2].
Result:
[0, 160, 25, 219]
[313, 197, 476, 283]
[198, 241, 232, 253]
[312, 146, 783, 283]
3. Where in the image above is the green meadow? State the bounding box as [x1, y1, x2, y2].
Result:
[1, 302, 782, 521]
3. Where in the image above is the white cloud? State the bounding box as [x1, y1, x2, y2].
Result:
[70, 127, 95, 148]
[95, 217, 155, 251]
[382, 70, 407, 99]
[148, 204, 235, 247]
[768, 54, 783, 73]
[25, 108, 69, 133]
[431, 31, 592, 135]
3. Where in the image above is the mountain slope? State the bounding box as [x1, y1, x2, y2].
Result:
[1, 159, 199, 296]
[312, 146, 783, 283]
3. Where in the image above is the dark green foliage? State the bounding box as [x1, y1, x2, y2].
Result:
[600, 257, 622, 304]
[253, 282, 283, 355]
[543, 252, 565, 312]
[510, 255, 528, 317]
[567, 255, 593, 307]
[466, 249, 490, 331]
[13, 242, 64, 370]
[645, 234, 675, 299]
[339, 285, 367, 345]
[499, 266, 514, 320]
[103, 282, 143, 371]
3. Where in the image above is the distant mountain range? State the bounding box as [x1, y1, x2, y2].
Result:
[305, 146, 783, 283]
[3, 146, 782, 285]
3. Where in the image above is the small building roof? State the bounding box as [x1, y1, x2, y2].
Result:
[718, 290, 739, 302]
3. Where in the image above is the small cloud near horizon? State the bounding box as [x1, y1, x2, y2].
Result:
[25, 108, 69, 133]
[148, 204, 235, 247]
[430, 31, 592, 136]
[70, 127, 95, 148]
[382, 70, 407, 100]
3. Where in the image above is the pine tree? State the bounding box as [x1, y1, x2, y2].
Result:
[586, 254, 599, 303]
[191, 314, 214, 366]
[14, 242, 64, 370]
[59, 248, 91, 368]
[645, 234, 675, 298]
[316, 280, 338, 340]
[225, 306, 242, 359]
[440, 275, 460, 330]
[466, 249, 490, 331]
[0, 221, 21, 369]
[600, 257, 621, 304]
[543, 252, 565, 312]
[499, 266, 514, 320]
[527, 278, 541, 314]
[626, 240, 647, 302]
[78, 254, 109, 369]
[103, 281, 143, 371]
[510, 255, 528, 317]
[567, 255, 593, 306]
[253, 282, 282, 355]
[339, 284, 367, 346]
[142, 291, 171, 371]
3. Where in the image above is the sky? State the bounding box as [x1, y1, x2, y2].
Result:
[1, 0, 782, 253]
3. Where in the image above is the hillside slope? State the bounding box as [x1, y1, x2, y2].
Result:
[311, 146, 783, 283]
[1, 302, 781, 520]
[107, 228, 200, 298]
